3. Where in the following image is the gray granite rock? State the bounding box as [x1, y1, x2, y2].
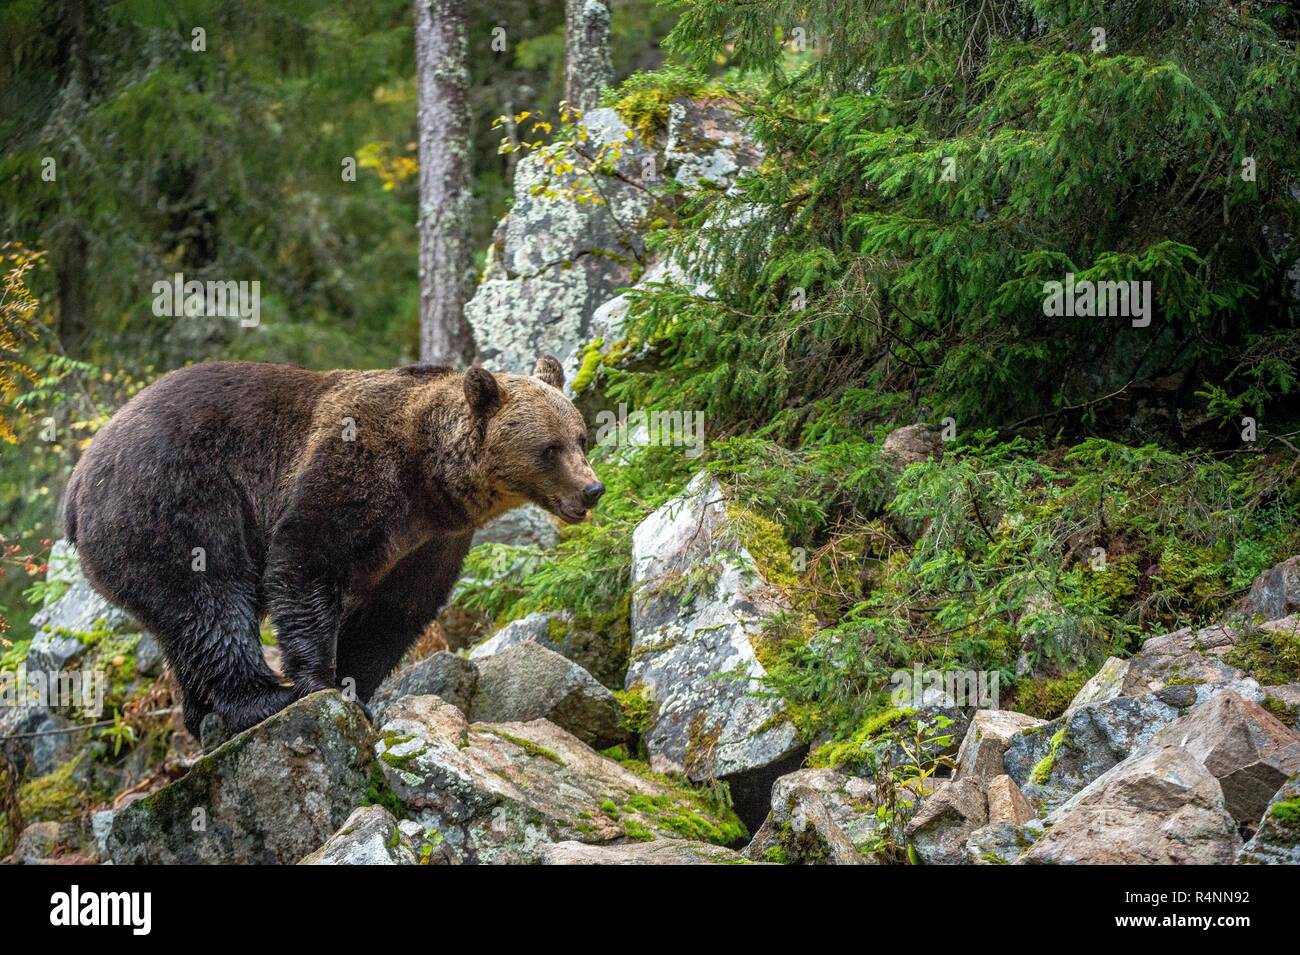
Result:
[298, 805, 418, 865]
[373, 695, 744, 864]
[469, 641, 626, 749]
[370, 651, 478, 723]
[626, 474, 801, 785]
[105, 691, 374, 864]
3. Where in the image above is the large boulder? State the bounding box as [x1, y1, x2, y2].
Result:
[105, 692, 374, 864]
[462, 101, 759, 548]
[469, 641, 626, 749]
[625, 474, 803, 817]
[1018, 746, 1239, 864]
[743, 768, 879, 865]
[370, 651, 478, 723]
[464, 107, 656, 381]
[1005, 688, 1196, 808]
[374, 695, 744, 864]
[1237, 771, 1300, 864]
[298, 806, 418, 865]
[1147, 691, 1300, 825]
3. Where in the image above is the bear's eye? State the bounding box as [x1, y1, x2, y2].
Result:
[540, 444, 561, 463]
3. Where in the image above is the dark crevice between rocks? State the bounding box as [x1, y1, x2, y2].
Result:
[723, 746, 809, 836]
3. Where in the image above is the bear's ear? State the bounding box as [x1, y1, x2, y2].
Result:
[463, 366, 503, 418]
[533, 353, 564, 390]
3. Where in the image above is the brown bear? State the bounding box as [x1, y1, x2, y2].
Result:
[64, 355, 603, 738]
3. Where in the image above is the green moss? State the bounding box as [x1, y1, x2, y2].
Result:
[18, 753, 90, 823]
[761, 845, 789, 864]
[363, 763, 406, 817]
[808, 707, 915, 770]
[599, 798, 620, 819]
[623, 793, 747, 845]
[1011, 669, 1091, 720]
[728, 504, 801, 595]
[615, 683, 656, 735]
[571, 338, 605, 395]
[1225, 622, 1300, 686]
[1268, 799, 1300, 829]
[605, 757, 749, 846]
[480, 728, 565, 765]
[1030, 727, 1068, 786]
[623, 819, 656, 842]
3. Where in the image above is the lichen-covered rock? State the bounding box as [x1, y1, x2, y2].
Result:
[1148, 691, 1300, 825]
[464, 108, 655, 379]
[626, 473, 802, 790]
[542, 838, 749, 865]
[1241, 555, 1300, 622]
[1237, 771, 1300, 864]
[955, 710, 1047, 781]
[743, 768, 879, 865]
[905, 776, 988, 865]
[374, 695, 745, 864]
[105, 691, 374, 864]
[370, 651, 478, 723]
[1005, 688, 1196, 809]
[298, 805, 417, 865]
[964, 820, 1043, 865]
[27, 541, 134, 674]
[469, 641, 626, 749]
[664, 97, 762, 190]
[1019, 746, 1240, 865]
[470, 609, 627, 690]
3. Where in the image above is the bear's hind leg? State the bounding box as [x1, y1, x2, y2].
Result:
[168, 580, 295, 738]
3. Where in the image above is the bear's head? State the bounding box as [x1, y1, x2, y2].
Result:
[463, 354, 604, 524]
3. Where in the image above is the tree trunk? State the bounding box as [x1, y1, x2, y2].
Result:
[414, 0, 476, 366]
[564, 0, 614, 113]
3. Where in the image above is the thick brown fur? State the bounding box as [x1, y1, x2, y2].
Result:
[64, 355, 601, 736]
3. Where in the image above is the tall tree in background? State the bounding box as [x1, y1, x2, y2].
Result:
[564, 0, 613, 111]
[415, 0, 476, 366]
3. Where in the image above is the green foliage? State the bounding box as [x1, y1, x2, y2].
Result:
[624, 0, 1300, 433]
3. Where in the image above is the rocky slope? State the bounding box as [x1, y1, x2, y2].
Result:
[3, 98, 1299, 866]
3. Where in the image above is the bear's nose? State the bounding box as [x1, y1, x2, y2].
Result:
[582, 481, 605, 508]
